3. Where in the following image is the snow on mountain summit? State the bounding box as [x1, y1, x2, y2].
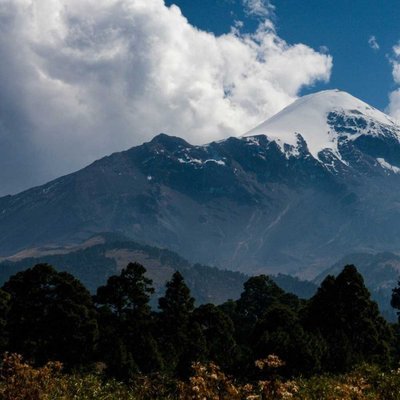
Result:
[243, 89, 400, 161]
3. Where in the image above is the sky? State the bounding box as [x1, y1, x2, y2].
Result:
[165, 0, 400, 110]
[0, 0, 400, 196]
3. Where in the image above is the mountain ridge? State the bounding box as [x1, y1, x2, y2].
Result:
[0, 233, 318, 304]
[2, 90, 400, 277]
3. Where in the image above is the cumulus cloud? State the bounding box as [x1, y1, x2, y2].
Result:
[388, 90, 400, 121]
[388, 43, 400, 120]
[368, 35, 379, 51]
[392, 44, 400, 84]
[0, 0, 332, 195]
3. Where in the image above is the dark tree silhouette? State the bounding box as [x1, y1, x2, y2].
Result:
[158, 271, 196, 375]
[95, 262, 162, 379]
[304, 265, 392, 372]
[0, 288, 10, 354]
[3, 264, 98, 368]
[191, 303, 238, 371]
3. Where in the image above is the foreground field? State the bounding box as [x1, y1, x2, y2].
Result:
[2, 353, 400, 400]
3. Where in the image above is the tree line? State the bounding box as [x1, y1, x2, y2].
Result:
[0, 262, 398, 381]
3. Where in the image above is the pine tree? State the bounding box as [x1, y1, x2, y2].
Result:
[234, 275, 299, 346]
[191, 304, 238, 371]
[253, 303, 327, 376]
[95, 262, 162, 379]
[158, 271, 195, 376]
[391, 279, 400, 319]
[304, 265, 393, 372]
[3, 264, 98, 368]
[0, 289, 9, 354]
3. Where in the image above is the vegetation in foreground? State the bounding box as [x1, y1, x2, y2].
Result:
[3, 353, 400, 399]
[0, 261, 399, 398]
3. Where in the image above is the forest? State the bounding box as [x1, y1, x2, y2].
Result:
[0, 262, 400, 399]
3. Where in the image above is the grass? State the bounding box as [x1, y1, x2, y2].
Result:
[1, 353, 400, 400]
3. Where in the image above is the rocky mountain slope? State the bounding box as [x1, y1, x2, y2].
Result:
[1, 90, 400, 276]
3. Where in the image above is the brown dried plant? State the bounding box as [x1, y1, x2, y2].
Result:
[0, 352, 63, 400]
[178, 355, 300, 400]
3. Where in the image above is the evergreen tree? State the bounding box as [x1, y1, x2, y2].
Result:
[158, 271, 195, 376]
[3, 264, 98, 368]
[235, 275, 299, 345]
[237, 275, 284, 323]
[304, 265, 392, 372]
[95, 262, 154, 318]
[95, 262, 162, 379]
[252, 304, 327, 376]
[191, 304, 238, 371]
[391, 279, 400, 319]
[0, 289, 10, 354]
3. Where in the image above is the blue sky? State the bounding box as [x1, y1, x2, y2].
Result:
[165, 0, 399, 110]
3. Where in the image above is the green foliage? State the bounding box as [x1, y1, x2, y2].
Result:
[0, 289, 10, 354]
[253, 304, 327, 376]
[2, 264, 98, 368]
[304, 265, 393, 372]
[191, 304, 239, 371]
[96, 262, 154, 317]
[159, 271, 195, 318]
[224, 274, 302, 375]
[158, 271, 196, 376]
[236, 275, 300, 326]
[0, 259, 398, 389]
[95, 263, 163, 380]
[391, 278, 400, 319]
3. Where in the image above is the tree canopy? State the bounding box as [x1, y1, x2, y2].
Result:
[3, 263, 98, 367]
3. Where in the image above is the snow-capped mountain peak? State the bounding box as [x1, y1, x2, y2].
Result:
[243, 89, 400, 161]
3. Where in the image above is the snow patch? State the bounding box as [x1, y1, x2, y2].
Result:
[245, 137, 260, 146]
[177, 157, 202, 165]
[243, 89, 400, 163]
[177, 157, 225, 166]
[377, 158, 400, 174]
[206, 159, 225, 166]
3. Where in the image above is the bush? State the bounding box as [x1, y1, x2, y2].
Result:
[2, 353, 400, 399]
[0, 353, 136, 400]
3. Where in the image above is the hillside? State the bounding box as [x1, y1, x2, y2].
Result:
[0, 234, 246, 305]
[0, 233, 318, 305]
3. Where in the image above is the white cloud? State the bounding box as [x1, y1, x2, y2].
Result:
[392, 44, 400, 84]
[0, 0, 332, 195]
[243, 0, 274, 17]
[388, 42, 400, 120]
[388, 89, 400, 121]
[394, 43, 400, 57]
[368, 35, 379, 51]
[319, 45, 330, 54]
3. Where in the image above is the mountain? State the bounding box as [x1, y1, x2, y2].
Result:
[0, 233, 316, 305]
[2, 89, 400, 277]
[245, 89, 398, 164]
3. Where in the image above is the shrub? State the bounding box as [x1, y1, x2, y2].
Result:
[0, 352, 63, 400]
